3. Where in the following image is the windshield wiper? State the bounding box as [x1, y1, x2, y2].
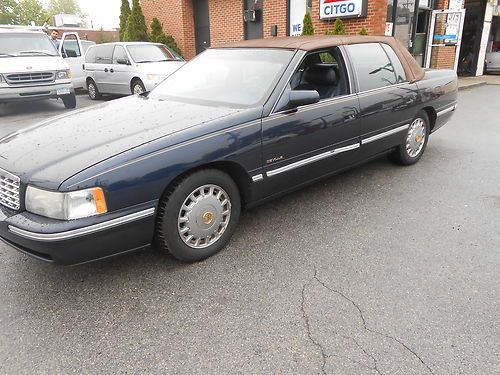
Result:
[18, 51, 57, 56]
[0, 53, 17, 57]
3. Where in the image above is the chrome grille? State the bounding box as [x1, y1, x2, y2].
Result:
[0, 168, 20, 210]
[6, 72, 55, 85]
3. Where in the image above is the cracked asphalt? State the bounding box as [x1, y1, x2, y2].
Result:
[0, 85, 499, 374]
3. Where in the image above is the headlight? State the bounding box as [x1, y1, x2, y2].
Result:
[25, 186, 107, 220]
[146, 74, 165, 81]
[56, 69, 72, 80]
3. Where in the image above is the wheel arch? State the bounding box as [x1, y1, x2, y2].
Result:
[158, 160, 253, 210]
[421, 106, 437, 131]
[130, 77, 143, 89]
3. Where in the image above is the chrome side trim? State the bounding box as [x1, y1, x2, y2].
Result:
[361, 124, 409, 145]
[252, 174, 263, 182]
[8, 208, 155, 242]
[266, 143, 360, 177]
[436, 104, 457, 117]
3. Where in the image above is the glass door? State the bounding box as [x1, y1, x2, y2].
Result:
[425, 9, 466, 70]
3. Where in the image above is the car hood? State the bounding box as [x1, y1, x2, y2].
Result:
[0, 56, 68, 74]
[0, 95, 243, 189]
[137, 61, 185, 75]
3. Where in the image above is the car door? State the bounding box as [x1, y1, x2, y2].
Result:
[344, 43, 419, 158]
[261, 48, 361, 194]
[59, 32, 84, 88]
[109, 44, 134, 95]
[93, 44, 115, 94]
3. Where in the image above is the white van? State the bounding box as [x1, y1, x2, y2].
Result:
[0, 29, 76, 108]
[84, 42, 184, 99]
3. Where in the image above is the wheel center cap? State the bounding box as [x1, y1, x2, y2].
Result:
[415, 135, 423, 143]
[202, 211, 214, 225]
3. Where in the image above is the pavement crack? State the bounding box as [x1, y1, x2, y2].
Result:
[314, 273, 435, 375]
[301, 267, 328, 375]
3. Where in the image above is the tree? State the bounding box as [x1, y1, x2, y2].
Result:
[15, 0, 48, 26]
[301, 11, 314, 36]
[332, 18, 346, 35]
[119, 0, 130, 41]
[149, 17, 182, 56]
[358, 27, 368, 35]
[0, 0, 18, 24]
[47, 0, 85, 19]
[123, 0, 148, 42]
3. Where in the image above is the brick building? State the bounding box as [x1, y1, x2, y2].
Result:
[141, 0, 498, 75]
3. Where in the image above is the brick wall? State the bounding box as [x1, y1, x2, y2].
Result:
[141, 0, 196, 59]
[143, 0, 389, 59]
[209, 0, 244, 47]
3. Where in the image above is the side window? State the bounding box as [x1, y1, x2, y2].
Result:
[346, 43, 402, 91]
[84, 46, 96, 63]
[95, 45, 114, 64]
[381, 44, 406, 83]
[112, 45, 128, 64]
[61, 35, 81, 57]
[290, 47, 349, 100]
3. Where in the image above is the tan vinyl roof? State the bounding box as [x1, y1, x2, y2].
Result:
[217, 35, 425, 83]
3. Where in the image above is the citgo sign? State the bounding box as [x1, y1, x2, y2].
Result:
[320, 0, 365, 19]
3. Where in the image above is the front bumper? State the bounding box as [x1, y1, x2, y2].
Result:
[0, 202, 156, 265]
[0, 82, 74, 103]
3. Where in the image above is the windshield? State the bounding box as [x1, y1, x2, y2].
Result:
[127, 44, 175, 63]
[0, 33, 59, 57]
[149, 48, 294, 108]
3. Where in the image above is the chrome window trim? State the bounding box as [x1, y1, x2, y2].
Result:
[266, 143, 360, 178]
[356, 82, 410, 97]
[361, 124, 409, 145]
[267, 93, 357, 119]
[436, 103, 457, 117]
[8, 207, 155, 242]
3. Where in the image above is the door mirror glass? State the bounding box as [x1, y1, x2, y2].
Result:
[288, 90, 320, 108]
[116, 58, 130, 65]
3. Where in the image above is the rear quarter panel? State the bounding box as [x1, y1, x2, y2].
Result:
[416, 69, 458, 132]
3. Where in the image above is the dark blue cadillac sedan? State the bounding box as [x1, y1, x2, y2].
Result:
[0, 36, 457, 264]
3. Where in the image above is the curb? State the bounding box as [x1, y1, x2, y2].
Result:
[458, 82, 487, 91]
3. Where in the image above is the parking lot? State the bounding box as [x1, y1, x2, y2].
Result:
[0, 86, 499, 374]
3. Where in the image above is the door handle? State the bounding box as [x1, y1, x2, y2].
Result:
[343, 110, 357, 122]
[104, 68, 109, 72]
[110, 69, 114, 73]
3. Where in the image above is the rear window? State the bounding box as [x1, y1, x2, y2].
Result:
[346, 43, 406, 92]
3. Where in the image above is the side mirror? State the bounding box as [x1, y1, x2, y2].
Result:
[288, 90, 320, 109]
[116, 58, 131, 65]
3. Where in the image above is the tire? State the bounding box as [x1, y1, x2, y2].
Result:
[61, 92, 76, 109]
[390, 110, 430, 166]
[87, 79, 101, 100]
[155, 169, 241, 262]
[131, 79, 146, 95]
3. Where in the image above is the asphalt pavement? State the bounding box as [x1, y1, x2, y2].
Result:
[0, 86, 499, 374]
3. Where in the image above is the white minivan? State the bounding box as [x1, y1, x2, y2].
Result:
[0, 29, 76, 108]
[84, 42, 185, 99]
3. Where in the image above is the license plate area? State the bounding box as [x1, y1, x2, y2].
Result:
[57, 88, 71, 96]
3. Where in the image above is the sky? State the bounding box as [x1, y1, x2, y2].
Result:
[40, 0, 121, 29]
